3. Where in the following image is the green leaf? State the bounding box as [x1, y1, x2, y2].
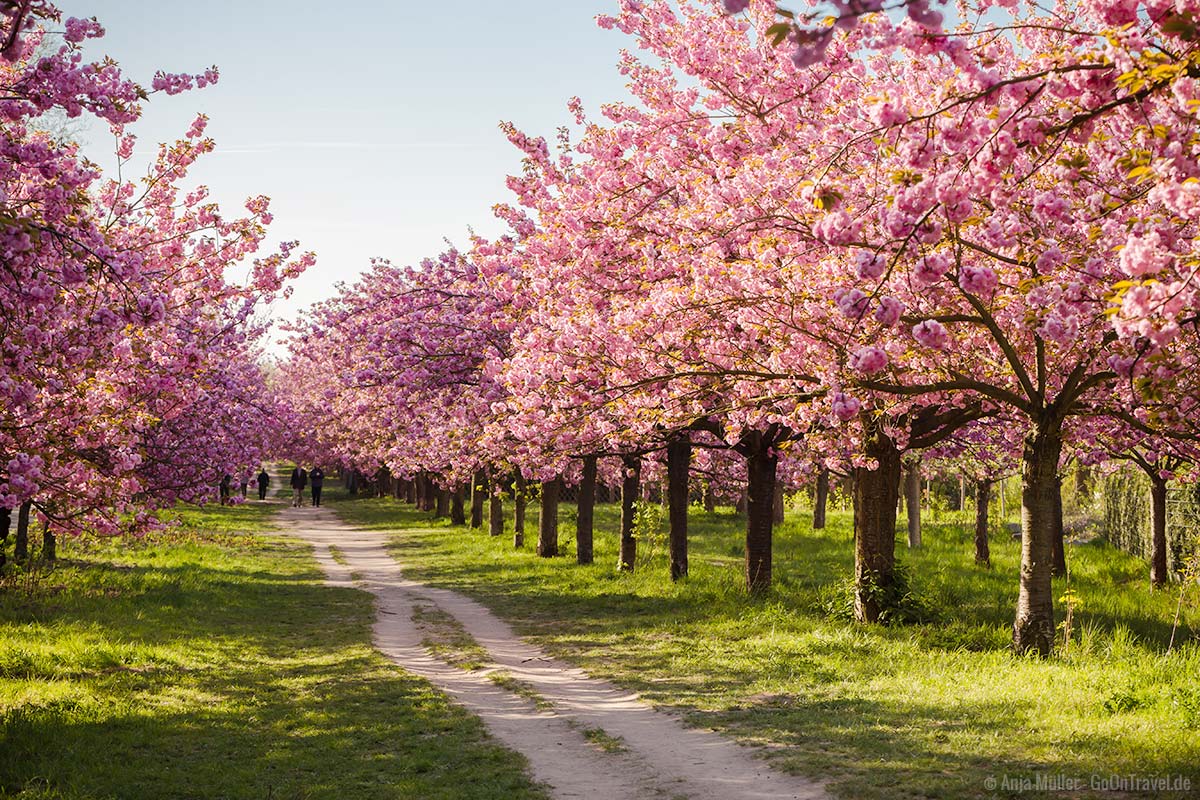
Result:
[766, 22, 792, 46]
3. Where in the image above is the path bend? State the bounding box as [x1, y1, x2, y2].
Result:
[279, 502, 828, 800]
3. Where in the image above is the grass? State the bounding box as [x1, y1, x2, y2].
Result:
[330, 487, 1200, 800]
[487, 673, 554, 712]
[411, 601, 490, 671]
[0, 497, 549, 800]
[575, 725, 627, 753]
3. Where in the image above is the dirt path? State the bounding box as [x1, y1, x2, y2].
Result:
[278, 502, 828, 800]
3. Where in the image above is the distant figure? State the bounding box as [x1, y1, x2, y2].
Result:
[290, 466, 308, 507]
[219, 473, 233, 506]
[310, 466, 325, 507]
[239, 473, 249, 498]
[257, 468, 270, 500]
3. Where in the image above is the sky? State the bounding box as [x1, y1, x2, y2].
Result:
[67, 0, 638, 349]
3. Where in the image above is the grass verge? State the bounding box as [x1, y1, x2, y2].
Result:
[0, 499, 548, 800]
[330, 488, 1200, 800]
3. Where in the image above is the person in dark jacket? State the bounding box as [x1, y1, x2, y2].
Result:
[310, 467, 325, 507]
[257, 468, 270, 500]
[290, 467, 307, 507]
[219, 473, 233, 506]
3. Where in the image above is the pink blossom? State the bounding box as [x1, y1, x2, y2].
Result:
[913, 253, 950, 286]
[830, 392, 862, 422]
[834, 287, 870, 319]
[958, 264, 997, 295]
[912, 320, 950, 350]
[849, 346, 888, 374]
[853, 250, 887, 280]
[875, 296, 905, 327]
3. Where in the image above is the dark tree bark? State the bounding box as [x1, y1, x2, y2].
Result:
[489, 488, 504, 538]
[742, 431, 778, 594]
[734, 493, 747, 515]
[576, 455, 598, 565]
[513, 471, 527, 548]
[1075, 464, 1092, 506]
[346, 470, 358, 495]
[1150, 476, 1169, 587]
[975, 478, 992, 567]
[1014, 424, 1063, 657]
[852, 427, 902, 622]
[15, 500, 31, 563]
[537, 476, 562, 557]
[41, 519, 55, 562]
[0, 506, 9, 568]
[618, 455, 641, 572]
[813, 469, 829, 530]
[667, 434, 691, 581]
[450, 484, 466, 526]
[470, 468, 487, 529]
[905, 457, 922, 548]
[772, 480, 785, 525]
[435, 487, 450, 518]
[405, 478, 416, 504]
[702, 482, 715, 512]
[1051, 475, 1067, 578]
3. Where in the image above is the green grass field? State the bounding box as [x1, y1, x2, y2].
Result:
[0, 499, 547, 800]
[331, 487, 1200, 800]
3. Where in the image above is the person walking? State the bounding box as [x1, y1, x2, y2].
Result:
[257, 467, 270, 500]
[310, 466, 325, 507]
[219, 473, 233, 506]
[290, 466, 307, 507]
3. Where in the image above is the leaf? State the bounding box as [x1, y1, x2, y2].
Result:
[814, 190, 843, 211]
[766, 22, 792, 46]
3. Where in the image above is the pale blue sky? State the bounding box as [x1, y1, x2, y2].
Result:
[68, 1, 635, 346]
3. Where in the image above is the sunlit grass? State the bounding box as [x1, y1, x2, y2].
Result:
[331, 488, 1200, 800]
[0, 502, 548, 800]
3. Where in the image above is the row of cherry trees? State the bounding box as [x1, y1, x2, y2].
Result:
[278, 0, 1200, 655]
[0, 3, 310, 557]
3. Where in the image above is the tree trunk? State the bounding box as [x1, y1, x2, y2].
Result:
[0, 506, 9, 568]
[734, 492, 747, 515]
[405, 478, 416, 504]
[618, 456, 640, 572]
[576, 455, 597, 565]
[667, 434, 691, 581]
[1075, 464, 1092, 506]
[450, 484, 466, 525]
[772, 480, 785, 524]
[1013, 424, 1063, 656]
[743, 432, 778, 594]
[975, 478, 992, 567]
[15, 501, 31, 563]
[905, 457, 922, 548]
[489, 489, 504, 538]
[435, 487, 449, 518]
[1051, 474, 1067, 578]
[1150, 476, 1169, 587]
[958, 472, 966, 511]
[42, 519, 55, 562]
[813, 469, 829, 530]
[513, 471, 527, 549]
[702, 483, 715, 512]
[537, 477, 561, 557]
[853, 428, 902, 622]
[470, 468, 487, 529]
